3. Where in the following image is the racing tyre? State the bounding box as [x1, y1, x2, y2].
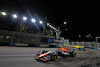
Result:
[83, 48, 86, 51]
[51, 54, 57, 61]
[62, 54, 66, 58]
[70, 51, 76, 57]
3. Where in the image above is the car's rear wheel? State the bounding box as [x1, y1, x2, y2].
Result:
[70, 51, 76, 57]
[62, 54, 66, 58]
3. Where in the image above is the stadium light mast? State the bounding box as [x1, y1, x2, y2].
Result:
[23, 17, 27, 20]
[1, 11, 7, 16]
[31, 19, 36, 23]
[13, 14, 17, 18]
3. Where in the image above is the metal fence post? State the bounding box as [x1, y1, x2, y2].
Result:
[82, 42, 84, 46]
[77, 41, 78, 46]
[89, 42, 91, 47]
[72, 41, 73, 45]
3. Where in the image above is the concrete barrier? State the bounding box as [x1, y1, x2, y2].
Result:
[39, 45, 49, 47]
[49, 45, 56, 48]
[35, 44, 39, 47]
[55, 45, 58, 48]
[9, 43, 15, 46]
[58, 45, 63, 48]
[97, 48, 100, 49]
[0, 42, 10, 46]
[15, 43, 28, 47]
[94, 47, 97, 49]
[28, 44, 35, 47]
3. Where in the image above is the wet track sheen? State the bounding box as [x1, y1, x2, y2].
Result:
[0, 46, 100, 67]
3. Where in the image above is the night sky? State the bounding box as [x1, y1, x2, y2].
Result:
[0, 0, 99, 41]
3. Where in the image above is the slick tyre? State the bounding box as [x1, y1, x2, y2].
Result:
[70, 51, 76, 57]
[62, 54, 66, 58]
[51, 54, 57, 61]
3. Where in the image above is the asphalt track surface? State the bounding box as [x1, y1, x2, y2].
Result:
[0, 46, 100, 67]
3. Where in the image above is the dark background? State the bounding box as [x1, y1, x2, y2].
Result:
[0, 0, 99, 41]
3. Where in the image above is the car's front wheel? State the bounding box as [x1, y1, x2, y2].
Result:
[51, 54, 57, 61]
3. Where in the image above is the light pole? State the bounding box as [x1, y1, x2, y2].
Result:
[13, 14, 17, 18]
[23, 17, 27, 21]
[18, 16, 27, 43]
[1, 11, 7, 16]
[31, 18, 36, 23]
[46, 23, 58, 36]
[86, 34, 93, 41]
[95, 36, 100, 42]
[39, 21, 43, 24]
[39, 21, 45, 34]
[56, 21, 67, 39]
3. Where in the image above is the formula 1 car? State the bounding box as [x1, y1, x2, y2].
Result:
[78, 47, 86, 51]
[36, 50, 58, 61]
[36, 47, 76, 61]
[57, 47, 76, 58]
[64, 45, 86, 51]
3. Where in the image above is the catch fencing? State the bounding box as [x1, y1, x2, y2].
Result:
[69, 41, 100, 49]
[1, 30, 100, 49]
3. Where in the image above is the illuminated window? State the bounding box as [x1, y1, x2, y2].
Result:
[6, 36, 10, 39]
